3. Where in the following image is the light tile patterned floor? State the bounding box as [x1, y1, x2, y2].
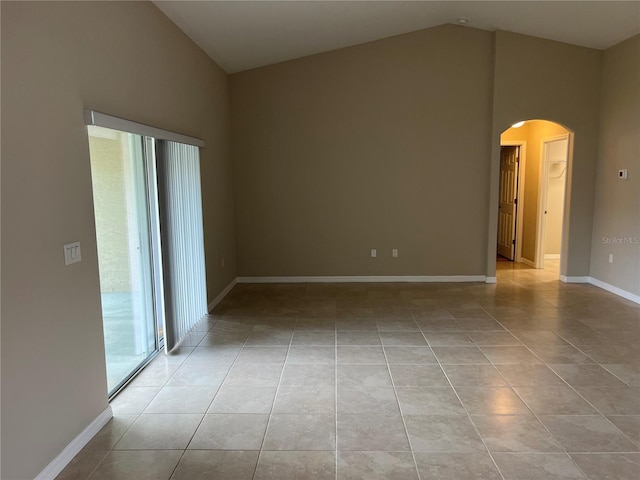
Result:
[57, 262, 640, 479]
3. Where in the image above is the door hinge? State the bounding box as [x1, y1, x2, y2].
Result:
[514, 198, 517, 205]
[512, 239, 516, 245]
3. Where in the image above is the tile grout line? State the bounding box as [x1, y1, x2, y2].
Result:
[105, 320, 214, 480]
[164, 319, 213, 480]
[169, 318, 247, 479]
[485, 309, 640, 451]
[78, 280, 638, 480]
[549, 330, 635, 387]
[416, 309, 508, 480]
[250, 315, 296, 480]
[105, 318, 215, 480]
[78, 451, 111, 480]
[476, 308, 607, 478]
[380, 326, 425, 480]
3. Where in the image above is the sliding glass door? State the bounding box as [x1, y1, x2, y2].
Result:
[86, 111, 208, 397]
[88, 126, 159, 395]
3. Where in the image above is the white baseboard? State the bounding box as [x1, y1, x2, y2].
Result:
[236, 275, 487, 283]
[35, 406, 113, 480]
[544, 254, 561, 260]
[212, 273, 640, 305]
[560, 275, 589, 283]
[588, 276, 640, 304]
[519, 258, 536, 268]
[207, 277, 238, 312]
[559, 275, 639, 304]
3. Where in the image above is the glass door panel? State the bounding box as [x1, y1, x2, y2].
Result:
[88, 126, 158, 395]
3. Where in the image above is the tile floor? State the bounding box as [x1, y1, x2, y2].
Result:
[57, 261, 640, 479]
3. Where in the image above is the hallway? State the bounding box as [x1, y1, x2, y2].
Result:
[57, 266, 639, 479]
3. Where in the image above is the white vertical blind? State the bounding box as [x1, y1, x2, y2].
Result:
[156, 140, 207, 351]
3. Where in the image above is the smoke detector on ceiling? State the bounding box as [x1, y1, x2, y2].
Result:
[457, 18, 469, 25]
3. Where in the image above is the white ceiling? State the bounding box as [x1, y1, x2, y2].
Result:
[153, 1, 640, 73]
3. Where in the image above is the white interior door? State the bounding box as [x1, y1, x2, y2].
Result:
[538, 137, 569, 267]
[498, 146, 519, 260]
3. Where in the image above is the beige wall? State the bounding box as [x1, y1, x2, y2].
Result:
[501, 121, 570, 263]
[489, 31, 602, 278]
[0, 2, 236, 479]
[231, 25, 494, 277]
[2, 4, 636, 477]
[590, 34, 640, 295]
[232, 27, 602, 280]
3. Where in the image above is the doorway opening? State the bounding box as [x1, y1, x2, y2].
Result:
[87, 116, 208, 398]
[496, 119, 572, 277]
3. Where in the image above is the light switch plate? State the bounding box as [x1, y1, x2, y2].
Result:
[64, 242, 81, 265]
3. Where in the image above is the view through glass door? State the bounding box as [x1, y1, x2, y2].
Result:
[88, 126, 160, 395]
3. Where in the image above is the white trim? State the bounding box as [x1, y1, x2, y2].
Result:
[208, 277, 238, 312]
[34, 406, 113, 480]
[84, 110, 205, 148]
[237, 275, 486, 283]
[544, 254, 561, 260]
[562, 275, 640, 304]
[560, 275, 589, 283]
[485, 276, 497, 284]
[501, 140, 527, 262]
[519, 258, 536, 268]
[588, 277, 640, 304]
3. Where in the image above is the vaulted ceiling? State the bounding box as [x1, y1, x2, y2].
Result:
[154, 1, 640, 73]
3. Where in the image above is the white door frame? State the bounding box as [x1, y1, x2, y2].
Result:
[500, 141, 527, 263]
[536, 134, 570, 269]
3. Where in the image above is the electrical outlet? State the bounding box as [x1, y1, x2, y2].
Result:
[392, 249, 398, 257]
[371, 248, 377, 258]
[609, 254, 613, 264]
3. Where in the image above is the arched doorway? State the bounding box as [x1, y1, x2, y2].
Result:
[495, 119, 573, 279]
